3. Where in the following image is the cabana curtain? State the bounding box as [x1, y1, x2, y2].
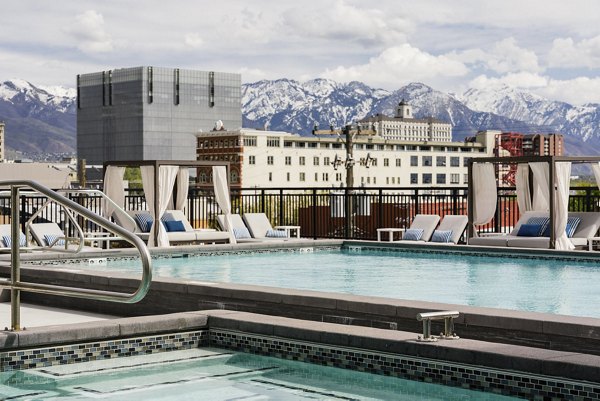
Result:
[212, 166, 236, 244]
[529, 162, 550, 211]
[515, 164, 532, 214]
[472, 163, 497, 234]
[155, 166, 179, 247]
[592, 163, 600, 189]
[140, 166, 156, 246]
[554, 162, 574, 250]
[175, 168, 190, 212]
[102, 166, 126, 219]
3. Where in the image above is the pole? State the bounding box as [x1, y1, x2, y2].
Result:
[11, 186, 21, 331]
[345, 125, 354, 188]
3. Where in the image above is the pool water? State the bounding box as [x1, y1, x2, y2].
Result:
[100, 248, 600, 318]
[0, 348, 518, 400]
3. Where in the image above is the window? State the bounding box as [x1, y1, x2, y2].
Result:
[300, 172, 306, 182]
[314, 172, 318, 181]
[244, 136, 257, 146]
[248, 155, 255, 165]
[371, 158, 377, 167]
[384, 158, 389, 167]
[266, 137, 280, 147]
[436, 174, 446, 184]
[410, 156, 418, 167]
[422, 173, 432, 184]
[308, 142, 318, 148]
[284, 141, 293, 148]
[450, 157, 460, 167]
[336, 173, 342, 181]
[285, 156, 292, 165]
[436, 156, 446, 167]
[396, 159, 401, 167]
[451, 173, 460, 184]
[268, 172, 273, 181]
[323, 172, 329, 181]
[267, 156, 274, 165]
[463, 174, 469, 184]
[463, 157, 471, 167]
[287, 172, 290, 181]
[422, 156, 432, 166]
[313, 157, 319, 166]
[324, 157, 330, 165]
[296, 142, 306, 148]
[410, 173, 418, 184]
[299, 156, 305, 166]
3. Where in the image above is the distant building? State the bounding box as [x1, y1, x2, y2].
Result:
[358, 100, 452, 142]
[0, 161, 76, 189]
[196, 128, 495, 189]
[0, 122, 4, 162]
[77, 67, 242, 165]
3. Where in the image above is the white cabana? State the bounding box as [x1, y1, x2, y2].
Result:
[102, 166, 126, 220]
[468, 155, 600, 250]
[471, 162, 497, 237]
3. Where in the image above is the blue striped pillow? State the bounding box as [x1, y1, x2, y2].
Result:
[431, 230, 453, 243]
[2, 233, 26, 247]
[134, 212, 154, 233]
[44, 234, 66, 247]
[233, 227, 251, 239]
[566, 216, 581, 238]
[525, 217, 549, 236]
[403, 228, 424, 241]
[266, 229, 287, 238]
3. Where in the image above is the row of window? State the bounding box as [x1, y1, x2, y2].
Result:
[410, 173, 467, 185]
[267, 172, 345, 182]
[410, 156, 470, 167]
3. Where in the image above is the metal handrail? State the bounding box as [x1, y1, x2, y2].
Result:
[0, 180, 152, 331]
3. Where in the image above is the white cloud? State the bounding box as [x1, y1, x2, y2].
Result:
[469, 73, 549, 90]
[452, 38, 541, 74]
[64, 10, 113, 54]
[184, 33, 203, 49]
[282, 0, 412, 48]
[548, 36, 600, 68]
[322, 44, 468, 89]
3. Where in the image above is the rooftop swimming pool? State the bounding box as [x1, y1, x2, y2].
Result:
[2, 347, 518, 400]
[83, 247, 600, 318]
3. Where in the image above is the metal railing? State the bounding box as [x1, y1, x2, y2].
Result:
[0, 180, 152, 331]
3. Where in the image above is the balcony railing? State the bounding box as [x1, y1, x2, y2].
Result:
[1, 186, 598, 242]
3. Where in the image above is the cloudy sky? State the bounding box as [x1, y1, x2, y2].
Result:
[2, 0, 600, 104]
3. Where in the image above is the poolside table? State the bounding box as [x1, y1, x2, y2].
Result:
[376, 228, 405, 242]
[275, 225, 301, 238]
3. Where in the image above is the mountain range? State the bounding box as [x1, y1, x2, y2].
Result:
[1, 78, 599, 158]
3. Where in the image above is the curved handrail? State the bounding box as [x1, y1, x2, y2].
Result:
[0, 180, 152, 311]
[25, 198, 85, 253]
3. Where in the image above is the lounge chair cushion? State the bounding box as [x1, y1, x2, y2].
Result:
[525, 217, 549, 235]
[403, 228, 424, 241]
[134, 212, 154, 233]
[2, 233, 26, 247]
[164, 220, 186, 232]
[431, 230, 453, 243]
[44, 234, 66, 246]
[541, 216, 582, 237]
[266, 229, 287, 238]
[233, 227, 251, 239]
[517, 224, 544, 237]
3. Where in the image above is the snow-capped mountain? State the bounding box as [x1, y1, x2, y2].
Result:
[0, 79, 76, 156]
[1, 77, 599, 158]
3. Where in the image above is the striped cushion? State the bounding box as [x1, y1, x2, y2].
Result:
[566, 216, 581, 238]
[431, 230, 453, 243]
[134, 212, 154, 233]
[233, 227, 251, 239]
[525, 217, 549, 236]
[161, 212, 175, 223]
[44, 234, 66, 247]
[266, 229, 287, 238]
[2, 233, 26, 247]
[403, 228, 424, 241]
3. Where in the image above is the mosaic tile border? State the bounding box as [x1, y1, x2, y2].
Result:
[209, 329, 600, 401]
[347, 244, 600, 264]
[0, 330, 208, 372]
[22, 246, 341, 266]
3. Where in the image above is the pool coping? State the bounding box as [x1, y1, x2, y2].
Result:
[0, 310, 598, 399]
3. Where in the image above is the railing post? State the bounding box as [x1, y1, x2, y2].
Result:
[312, 189, 317, 240]
[344, 187, 351, 239]
[377, 188, 383, 233]
[414, 188, 420, 215]
[260, 189, 265, 213]
[279, 189, 284, 226]
[586, 187, 592, 212]
[11, 186, 21, 331]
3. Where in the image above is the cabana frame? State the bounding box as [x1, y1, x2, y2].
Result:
[103, 160, 230, 246]
[467, 155, 600, 249]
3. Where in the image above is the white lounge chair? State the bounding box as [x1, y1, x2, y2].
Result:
[427, 215, 468, 244]
[397, 214, 441, 242]
[0, 224, 31, 251]
[217, 214, 285, 242]
[242, 213, 289, 240]
[28, 222, 91, 251]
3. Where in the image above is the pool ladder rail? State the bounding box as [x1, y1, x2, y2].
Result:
[416, 310, 460, 342]
[0, 180, 152, 332]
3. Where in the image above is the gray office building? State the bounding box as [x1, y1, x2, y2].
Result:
[77, 67, 241, 165]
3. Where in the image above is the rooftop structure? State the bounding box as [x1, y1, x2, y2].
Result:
[77, 67, 242, 165]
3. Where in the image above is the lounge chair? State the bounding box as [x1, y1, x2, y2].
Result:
[0, 224, 31, 251]
[397, 214, 441, 242]
[28, 222, 90, 252]
[217, 214, 284, 242]
[242, 213, 289, 240]
[122, 210, 231, 245]
[427, 215, 468, 244]
[469, 211, 600, 249]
